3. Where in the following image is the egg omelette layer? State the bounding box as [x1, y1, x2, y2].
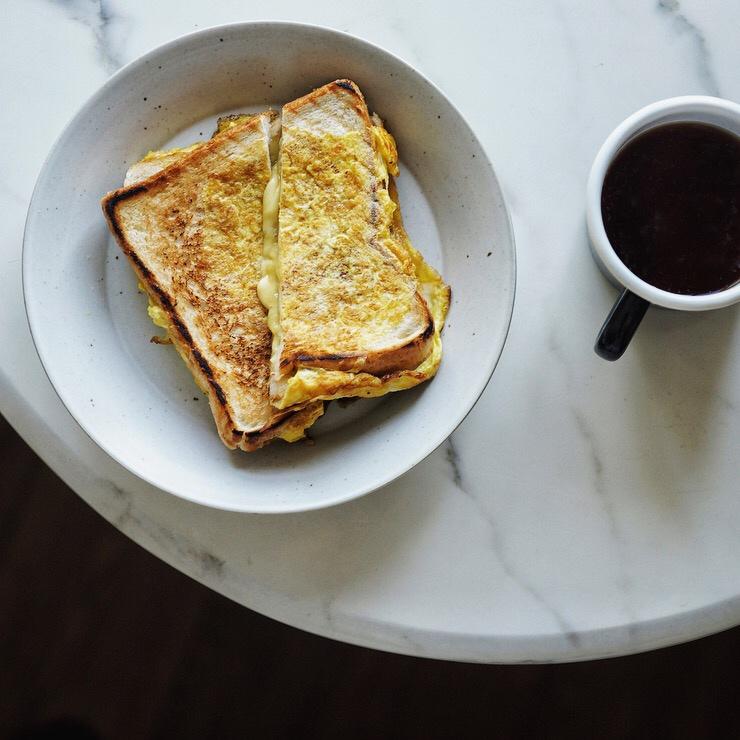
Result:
[262, 82, 450, 409]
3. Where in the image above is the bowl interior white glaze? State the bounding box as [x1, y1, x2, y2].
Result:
[23, 22, 515, 512]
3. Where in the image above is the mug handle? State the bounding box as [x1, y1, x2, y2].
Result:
[594, 289, 650, 361]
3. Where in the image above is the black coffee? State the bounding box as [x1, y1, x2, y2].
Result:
[601, 122, 740, 295]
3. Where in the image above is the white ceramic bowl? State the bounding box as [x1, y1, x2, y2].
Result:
[587, 95, 740, 311]
[23, 22, 516, 513]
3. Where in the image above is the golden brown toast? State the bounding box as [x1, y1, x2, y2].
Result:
[261, 80, 450, 409]
[123, 114, 258, 186]
[102, 112, 323, 451]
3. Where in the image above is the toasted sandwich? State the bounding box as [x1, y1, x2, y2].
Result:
[259, 80, 450, 409]
[102, 112, 323, 451]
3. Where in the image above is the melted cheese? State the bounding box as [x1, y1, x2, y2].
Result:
[258, 162, 281, 326]
[259, 159, 282, 388]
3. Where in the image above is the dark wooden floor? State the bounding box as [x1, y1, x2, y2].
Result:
[2, 413, 739, 740]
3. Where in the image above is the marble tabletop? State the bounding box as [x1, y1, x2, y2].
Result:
[2, 0, 739, 663]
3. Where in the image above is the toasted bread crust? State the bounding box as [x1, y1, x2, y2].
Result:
[102, 113, 321, 450]
[280, 295, 434, 376]
[274, 80, 435, 399]
[236, 401, 324, 451]
[282, 79, 371, 124]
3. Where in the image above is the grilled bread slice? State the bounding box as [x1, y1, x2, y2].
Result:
[123, 114, 259, 186]
[102, 112, 323, 451]
[260, 80, 450, 409]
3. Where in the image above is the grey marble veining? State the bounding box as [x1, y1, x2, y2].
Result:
[1, 0, 739, 662]
[52, 0, 126, 72]
[658, 0, 720, 96]
[446, 436, 580, 644]
[105, 479, 227, 579]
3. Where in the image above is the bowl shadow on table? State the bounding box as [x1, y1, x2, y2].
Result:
[627, 300, 738, 509]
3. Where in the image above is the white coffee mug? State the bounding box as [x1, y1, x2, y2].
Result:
[587, 96, 740, 360]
